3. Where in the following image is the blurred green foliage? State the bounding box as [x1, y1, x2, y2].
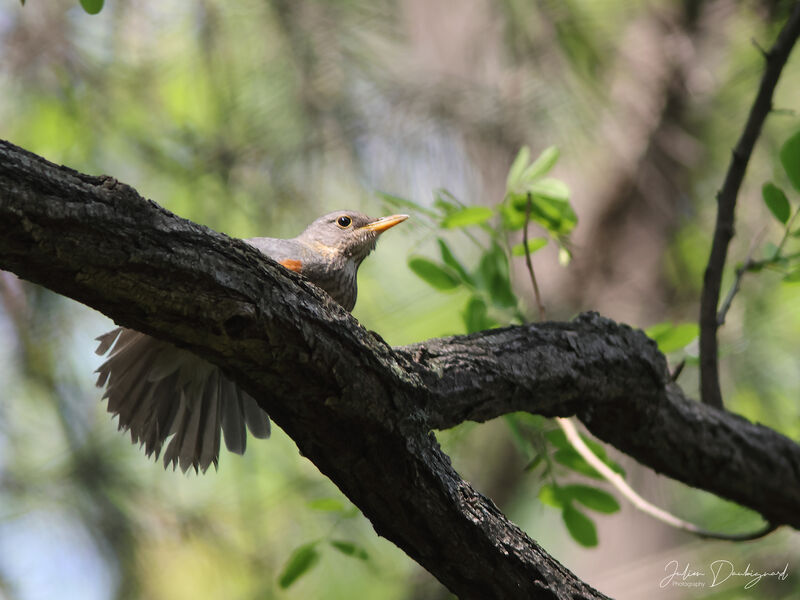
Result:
[1, 0, 800, 599]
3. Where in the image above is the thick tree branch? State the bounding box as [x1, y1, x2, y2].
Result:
[699, 3, 800, 408]
[2, 140, 800, 597]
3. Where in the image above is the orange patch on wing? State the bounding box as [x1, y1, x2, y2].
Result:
[280, 259, 303, 273]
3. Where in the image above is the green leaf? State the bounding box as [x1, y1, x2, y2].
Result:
[438, 238, 474, 285]
[477, 244, 517, 308]
[762, 183, 791, 224]
[511, 238, 548, 256]
[278, 543, 320, 589]
[510, 189, 577, 236]
[645, 322, 699, 354]
[558, 245, 572, 266]
[408, 257, 460, 290]
[562, 504, 598, 547]
[553, 447, 603, 480]
[440, 206, 494, 229]
[463, 295, 495, 333]
[529, 178, 570, 202]
[780, 130, 800, 192]
[308, 498, 345, 512]
[562, 485, 620, 514]
[329, 540, 369, 561]
[500, 203, 527, 231]
[538, 484, 565, 509]
[79, 0, 104, 14]
[506, 146, 531, 191]
[520, 146, 560, 184]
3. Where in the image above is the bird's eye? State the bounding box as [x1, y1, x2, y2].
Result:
[336, 215, 352, 228]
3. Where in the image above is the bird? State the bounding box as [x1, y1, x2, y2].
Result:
[94, 210, 408, 474]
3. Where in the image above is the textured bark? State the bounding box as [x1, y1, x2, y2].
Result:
[2, 139, 799, 597]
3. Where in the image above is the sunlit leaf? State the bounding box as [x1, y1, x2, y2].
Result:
[438, 238, 474, 285]
[511, 238, 548, 256]
[538, 484, 565, 509]
[308, 498, 345, 512]
[408, 257, 460, 290]
[562, 504, 598, 547]
[440, 206, 494, 228]
[645, 322, 698, 354]
[529, 178, 570, 202]
[520, 146, 560, 184]
[562, 485, 620, 514]
[780, 130, 800, 192]
[79, 0, 104, 14]
[330, 540, 369, 561]
[278, 543, 320, 589]
[762, 183, 790, 224]
[506, 146, 531, 191]
[558, 245, 572, 266]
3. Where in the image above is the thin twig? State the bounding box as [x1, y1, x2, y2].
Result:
[698, 4, 800, 408]
[523, 192, 546, 321]
[716, 226, 766, 326]
[718, 205, 800, 326]
[556, 418, 778, 542]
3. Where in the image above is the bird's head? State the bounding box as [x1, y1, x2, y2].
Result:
[296, 211, 408, 265]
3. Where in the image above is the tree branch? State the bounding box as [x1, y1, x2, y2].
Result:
[699, 3, 800, 408]
[2, 139, 800, 597]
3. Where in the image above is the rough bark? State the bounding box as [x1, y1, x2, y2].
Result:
[2, 139, 799, 598]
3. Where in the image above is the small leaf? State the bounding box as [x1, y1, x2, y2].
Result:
[553, 448, 604, 480]
[477, 244, 517, 308]
[330, 540, 369, 561]
[762, 183, 791, 224]
[645, 322, 699, 354]
[79, 0, 104, 14]
[538, 484, 565, 509]
[510, 189, 577, 236]
[463, 295, 495, 333]
[308, 498, 345, 512]
[278, 543, 320, 589]
[520, 146, 560, 184]
[438, 238, 474, 285]
[511, 238, 548, 256]
[780, 130, 800, 192]
[440, 206, 494, 229]
[562, 504, 598, 547]
[562, 485, 620, 514]
[408, 257, 460, 290]
[529, 178, 570, 202]
[558, 245, 572, 266]
[506, 146, 531, 191]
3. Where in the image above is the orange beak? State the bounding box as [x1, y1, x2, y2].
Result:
[359, 214, 409, 234]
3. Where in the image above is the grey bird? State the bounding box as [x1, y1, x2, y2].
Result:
[95, 211, 408, 473]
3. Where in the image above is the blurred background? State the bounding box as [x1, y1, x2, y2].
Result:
[1, 0, 799, 598]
